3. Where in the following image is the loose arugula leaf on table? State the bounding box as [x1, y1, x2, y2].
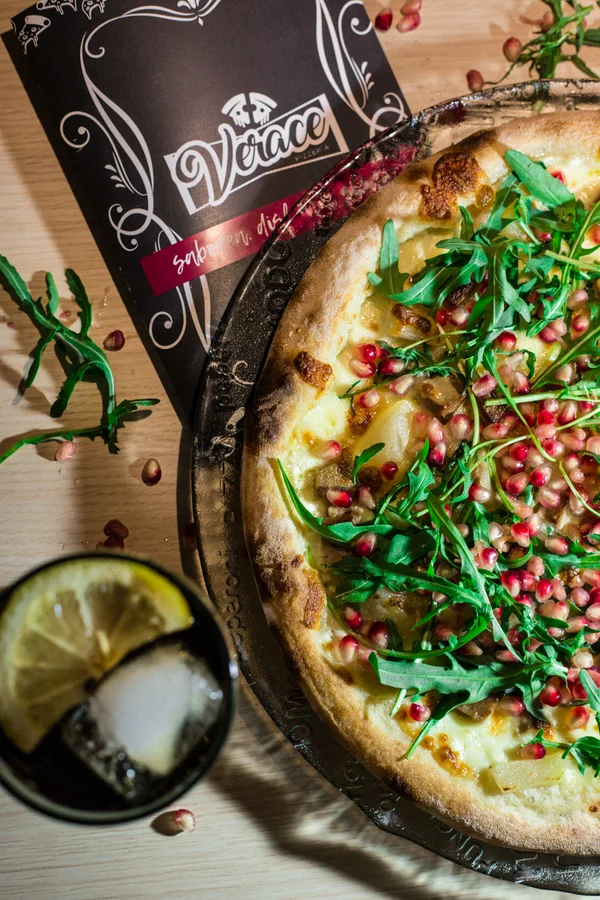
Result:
[525, 730, 600, 778]
[0, 256, 158, 462]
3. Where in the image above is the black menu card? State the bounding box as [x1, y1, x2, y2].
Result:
[7, 0, 408, 419]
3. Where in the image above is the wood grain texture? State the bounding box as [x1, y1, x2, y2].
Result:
[0, 1, 596, 897]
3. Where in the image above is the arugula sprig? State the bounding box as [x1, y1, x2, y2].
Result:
[0, 257, 158, 461]
[524, 729, 600, 778]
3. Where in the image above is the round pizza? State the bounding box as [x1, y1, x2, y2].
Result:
[242, 111, 600, 854]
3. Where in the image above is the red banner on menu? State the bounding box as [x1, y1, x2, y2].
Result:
[140, 192, 305, 296]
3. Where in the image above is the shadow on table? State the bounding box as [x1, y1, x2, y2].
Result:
[207, 689, 537, 900]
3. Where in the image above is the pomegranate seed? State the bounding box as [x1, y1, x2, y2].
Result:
[426, 418, 444, 444]
[516, 593, 535, 609]
[566, 706, 590, 730]
[318, 440, 342, 461]
[580, 402, 597, 414]
[401, 0, 421, 11]
[503, 456, 525, 473]
[556, 363, 575, 384]
[501, 571, 521, 598]
[511, 522, 531, 547]
[172, 809, 196, 833]
[359, 388, 380, 408]
[142, 458, 161, 485]
[494, 331, 517, 352]
[434, 623, 456, 641]
[539, 683, 562, 706]
[498, 696, 526, 716]
[369, 621, 390, 649]
[572, 679, 588, 700]
[104, 519, 129, 540]
[571, 587, 590, 608]
[587, 602, 600, 622]
[586, 435, 600, 455]
[358, 343, 377, 362]
[537, 487, 561, 509]
[374, 7, 393, 30]
[467, 69, 484, 91]
[326, 488, 353, 508]
[513, 372, 530, 395]
[568, 288, 589, 309]
[507, 443, 527, 463]
[389, 374, 414, 396]
[535, 579, 554, 602]
[506, 473, 528, 495]
[507, 627, 524, 646]
[502, 412, 519, 431]
[527, 447, 544, 469]
[381, 461, 398, 481]
[350, 359, 375, 378]
[496, 650, 518, 663]
[567, 616, 589, 633]
[355, 532, 377, 557]
[537, 410, 555, 426]
[544, 535, 569, 555]
[397, 12, 420, 31]
[530, 465, 551, 487]
[458, 640, 484, 657]
[468, 483, 490, 504]
[503, 37, 522, 61]
[428, 441, 446, 468]
[448, 306, 470, 328]
[472, 373, 497, 397]
[480, 547, 498, 569]
[513, 502, 534, 520]
[379, 357, 405, 376]
[339, 634, 360, 663]
[436, 308, 448, 326]
[553, 318, 567, 337]
[528, 555, 545, 576]
[551, 579, 567, 601]
[520, 404, 536, 426]
[551, 170, 566, 183]
[590, 587, 600, 603]
[580, 453, 598, 473]
[55, 440, 77, 462]
[572, 312, 590, 337]
[573, 648, 594, 669]
[103, 329, 125, 351]
[343, 606, 363, 631]
[357, 485, 376, 509]
[539, 325, 559, 344]
[409, 702, 431, 722]
[561, 432, 585, 451]
[482, 423, 508, 441]
[449, 414, 473, 440]
[542, 439, 565, 459]
[520, 743, 546, 760]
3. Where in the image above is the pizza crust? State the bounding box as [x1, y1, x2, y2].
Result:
[242, 112, 600, 854]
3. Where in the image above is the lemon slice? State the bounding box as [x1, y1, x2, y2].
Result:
[0, 558, 193, 752]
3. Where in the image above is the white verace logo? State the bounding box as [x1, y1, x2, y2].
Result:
[164, 91, 349, 214]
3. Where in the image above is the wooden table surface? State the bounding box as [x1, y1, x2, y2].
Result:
[0, 2, 597, 898]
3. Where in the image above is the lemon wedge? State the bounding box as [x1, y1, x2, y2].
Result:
[0, 558, 193, 752]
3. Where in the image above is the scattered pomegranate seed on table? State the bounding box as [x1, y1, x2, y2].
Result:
[104, 519, 129, 540]
[172, 809, 196, 833]
[142, 457, 162, 485]
[55, 440, 77, 462]
[374, 7, 393, 31]
[466, 70, 484, 92]
[397, 12, 420, 32]
[503, 37, 522, 61]
[103, 329, 125, 351]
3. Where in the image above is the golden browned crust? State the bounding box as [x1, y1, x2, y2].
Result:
[242, 112, 600, 854]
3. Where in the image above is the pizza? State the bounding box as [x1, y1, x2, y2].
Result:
[242, 112, 600, 854]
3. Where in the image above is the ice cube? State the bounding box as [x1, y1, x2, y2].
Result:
[62, 642, 223, 801]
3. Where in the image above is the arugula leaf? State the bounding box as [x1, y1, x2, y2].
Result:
[0, 256, 158, 462]
[367, 219, 408, 297]
[278, 461, 394, 545]
[579, 670, 600, 715]
[505, 150, 574, 208]
[352, 443, 385, 483]
[379, 530, 437, 566]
